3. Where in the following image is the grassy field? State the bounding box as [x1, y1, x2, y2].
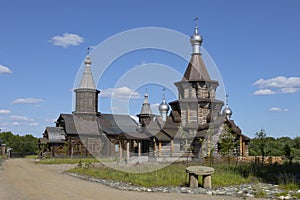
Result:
[37, 157, 300, 190]
[35, 157, 115, 165]
[67, 162, 258, 188]
[67, 161, 300, 189]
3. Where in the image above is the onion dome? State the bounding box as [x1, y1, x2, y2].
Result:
[190, 24, 203, 54]
[190, 26, 203, 45]
[222, 94, 232, 119]
[158, 98, 170, 112]
[84, 56, 92, 65]
[223, 105, 233, 119]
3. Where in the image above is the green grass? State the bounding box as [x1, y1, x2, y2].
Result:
[279, 183, 300, 191]
[24, 155, 38, 159]
[35, 157, 115, 165]
[255, 189, 267, 198]
[40, 158, 299, 190]
[68, 162, 257, 188]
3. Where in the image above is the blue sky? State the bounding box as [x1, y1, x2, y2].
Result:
[0, 0, 300, 138]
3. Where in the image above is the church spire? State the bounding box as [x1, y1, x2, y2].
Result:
[137, 90, 154, 126]
[182, 20, 210, 81]
[140, 91, 152, 115]
[78, 49, 96, 89]
[74, 49, 100, 115]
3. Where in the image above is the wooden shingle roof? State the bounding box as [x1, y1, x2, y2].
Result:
[182, 54, 211, 82]
[43, 127, 65, 143]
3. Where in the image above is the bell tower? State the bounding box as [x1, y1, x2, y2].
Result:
[73, 55, 100, 115]
[137, 92, 154, 126]
[170, 22, 223, 134]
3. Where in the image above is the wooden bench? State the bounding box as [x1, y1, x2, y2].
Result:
[186, 166, 214, 189]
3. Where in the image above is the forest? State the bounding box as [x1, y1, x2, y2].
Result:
[0, 130, 299, 159]
[248, 129, 300, 161]
[0, 131, 38, 154]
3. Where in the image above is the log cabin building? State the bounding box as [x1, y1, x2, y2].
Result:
[39, 25, 250, 160]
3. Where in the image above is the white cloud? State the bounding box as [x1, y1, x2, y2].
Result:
[253, 89, 275, 95]
[10, 115, 34, 122]
[253, 76, 300, 95]
[1, 122, 9, 126]
[50, 33, 84, 48]
[269, 107, 288, 112]
[279, 87, 300, 94]
[100, 87, 141, 99]
[0, 109, 11, 114]
[254, 76, 300, 88]
[12, 122, 38, 126]
[0, 64, 12, 75]
[45, 118, 57, 123]
[9, 115, 37, 126]
[12, 98, 43, 104]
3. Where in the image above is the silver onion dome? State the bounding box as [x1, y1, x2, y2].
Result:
[158, 98, 170, 112]
[223, 105, 233, 119]
[190, 26, 203, 46]
[190, 25, 203, 54]
[84, 56, 92, 65]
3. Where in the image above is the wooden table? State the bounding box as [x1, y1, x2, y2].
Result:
[186, 166, 214, 189]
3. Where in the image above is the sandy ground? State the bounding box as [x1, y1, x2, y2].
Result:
[0, 158, 251, 200]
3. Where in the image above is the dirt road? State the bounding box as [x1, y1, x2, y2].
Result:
[0, 159, 245, 200]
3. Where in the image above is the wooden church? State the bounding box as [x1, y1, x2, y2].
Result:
[39, 24, 250, 160]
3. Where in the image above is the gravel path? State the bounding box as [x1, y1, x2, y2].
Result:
[0, 158, 258, 200]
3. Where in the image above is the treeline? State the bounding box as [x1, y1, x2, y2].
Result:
[249, 129, 300, 159]
[0, 131, 38, 154]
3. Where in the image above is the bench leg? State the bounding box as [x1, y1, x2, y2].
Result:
[189, 173, 198, 188]
[202, 175, 212, 189]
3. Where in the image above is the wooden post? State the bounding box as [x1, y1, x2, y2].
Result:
[153, 140, 157, 157]
[138, 141, 141, 158]
[158, 142, 162, 157]
[119, 141, 123, 161]
[170, 140, 174, 157]
[68, 136, 71, 157]
[85, 137, 88, 157]
[126, 141, 130, 162]
[51, 146, 54, 157]
[239, 136, 243, 156]
[243, 142, 248, 156]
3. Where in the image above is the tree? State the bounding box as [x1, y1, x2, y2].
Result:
[255, 129, 267, 165]
[294, 136, 300, 149]
[0, 132, 38, 154]
[219, 124, 237, 165]
[283, 144, 293, 164]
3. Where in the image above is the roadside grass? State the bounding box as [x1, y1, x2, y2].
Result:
[24, 155, 38, 159]
[247, 162, 300, 188]
[38, 157, 300, 190]
[0, 156, 5, 168]
[67, 162, 257, 188]
[67, 161, 300, 189]
[35, 157, 115, 165]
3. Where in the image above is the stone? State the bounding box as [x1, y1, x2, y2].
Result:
[186, 166, 214, 189]
[246, 193, 255, 198]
